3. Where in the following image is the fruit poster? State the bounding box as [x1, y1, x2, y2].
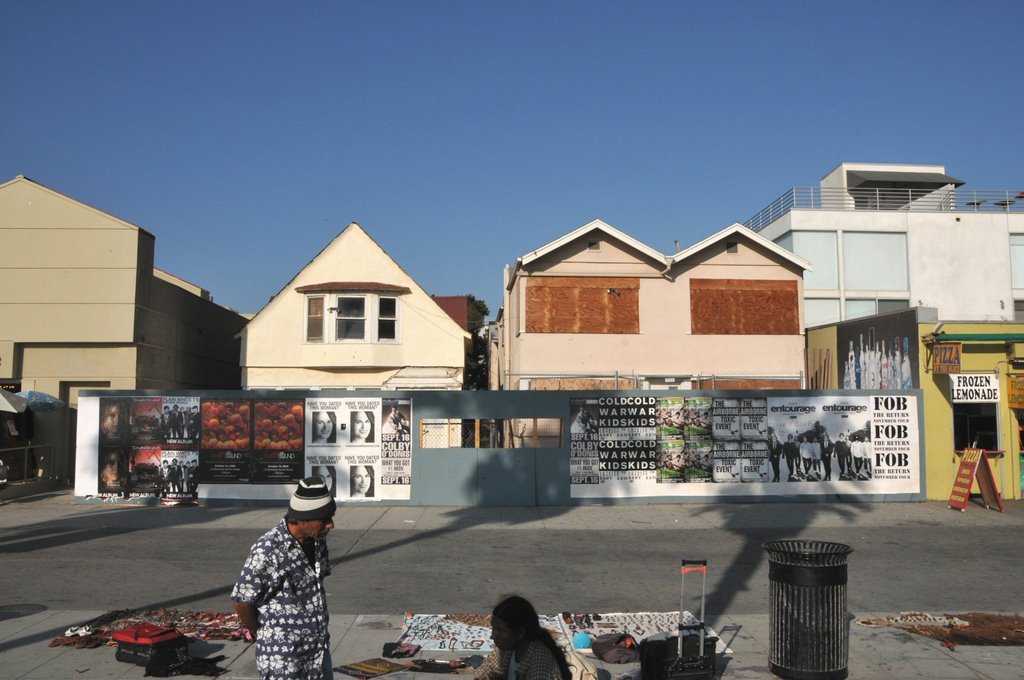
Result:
[198, 399, 253, 484]
[251, 400, 305, 482]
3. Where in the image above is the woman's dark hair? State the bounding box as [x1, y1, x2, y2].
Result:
[492, 595, 570, 680]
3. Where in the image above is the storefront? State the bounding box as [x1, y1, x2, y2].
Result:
[807, 308, 1023, 502]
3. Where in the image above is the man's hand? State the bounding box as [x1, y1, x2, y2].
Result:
[232, 601, 259, 637]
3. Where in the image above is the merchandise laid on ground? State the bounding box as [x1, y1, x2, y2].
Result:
[36, 607, 1024, 679]
[48, 608, 727, 677]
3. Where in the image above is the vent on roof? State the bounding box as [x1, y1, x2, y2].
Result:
[725, 241, 738, 253]
[587, 239, 600, 251]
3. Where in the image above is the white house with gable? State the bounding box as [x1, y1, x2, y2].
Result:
[241, 223, 470, 389]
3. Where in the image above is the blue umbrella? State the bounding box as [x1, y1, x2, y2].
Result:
[16, 391, 65, 412]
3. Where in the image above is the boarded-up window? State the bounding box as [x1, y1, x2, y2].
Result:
[690, 279, 799, 335]
[526, 277, 639, 333]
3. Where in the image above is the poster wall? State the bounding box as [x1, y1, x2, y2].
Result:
[95, 395, 412, 502]
[303, 397, 412, 501]
[98, 396, 201, 505]
[570, 393, 919, 498]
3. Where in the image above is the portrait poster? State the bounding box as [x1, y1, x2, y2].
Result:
[379, 398, 412, 496]
[95, 396, 203, 498]
[160, 449, 199, 506]
[161, 396, 201, 448]
[304, 397, 412, 501]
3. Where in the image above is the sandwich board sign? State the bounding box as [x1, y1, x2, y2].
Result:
[948, 447, 1004, 512]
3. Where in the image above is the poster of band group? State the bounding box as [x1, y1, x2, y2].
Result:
[569, 393, 919, 498]
[97, 396, 412, 503]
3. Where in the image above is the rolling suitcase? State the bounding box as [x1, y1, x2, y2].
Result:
[640, 559, 717, 680]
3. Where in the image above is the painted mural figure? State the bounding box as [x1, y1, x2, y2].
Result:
[844, 341, 855, 389]
[855, 334, 863, 388]
[901, 337, 913, 389]
[880, 340, 889, 390]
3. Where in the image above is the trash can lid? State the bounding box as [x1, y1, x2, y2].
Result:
[763, 540, 853, 566]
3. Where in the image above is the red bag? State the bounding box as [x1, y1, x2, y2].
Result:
[112, 623, 183, 645]
[112, 623, 189, 669]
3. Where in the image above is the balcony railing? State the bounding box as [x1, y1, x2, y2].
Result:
[745, 187, 1024, 232]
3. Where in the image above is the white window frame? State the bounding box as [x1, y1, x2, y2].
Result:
[304, 293, 401, 343]
[305, 295, 325, 343]
[377, 296, 400, 343]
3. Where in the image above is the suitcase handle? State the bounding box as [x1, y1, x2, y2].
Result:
[678, 559, 708, 661]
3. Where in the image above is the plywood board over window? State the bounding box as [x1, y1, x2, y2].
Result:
[526, 277, 639, 333]
[690, 279, 799, 335]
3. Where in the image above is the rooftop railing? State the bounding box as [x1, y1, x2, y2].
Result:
[745, 187, 1024, 232]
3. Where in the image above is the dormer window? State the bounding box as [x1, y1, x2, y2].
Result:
[300, 283, 407, 344]
[298, 282, 409, 344]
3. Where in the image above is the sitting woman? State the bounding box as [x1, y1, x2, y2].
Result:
[476, 595, 571, 680]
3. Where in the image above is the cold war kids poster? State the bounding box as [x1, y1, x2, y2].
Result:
[570, 394, 919, 498]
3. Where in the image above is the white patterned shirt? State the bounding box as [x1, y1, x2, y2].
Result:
[232, 519, 332, 680]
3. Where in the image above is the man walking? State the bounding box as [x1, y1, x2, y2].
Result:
[232, 476, 336, 679]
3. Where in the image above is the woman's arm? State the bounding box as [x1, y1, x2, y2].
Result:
[474, 648, 505, 680]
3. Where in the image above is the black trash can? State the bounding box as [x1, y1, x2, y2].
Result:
[764, 540, 853, 680]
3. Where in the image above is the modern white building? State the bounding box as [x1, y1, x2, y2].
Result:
[745, 162, 1024, 327]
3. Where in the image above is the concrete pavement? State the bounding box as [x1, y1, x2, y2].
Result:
[1, 490, 1022, 679]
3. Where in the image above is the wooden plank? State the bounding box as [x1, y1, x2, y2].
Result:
[526, 277, 639, 334]
[690, 279, 799, 335]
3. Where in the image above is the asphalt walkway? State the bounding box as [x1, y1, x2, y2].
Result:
[1, 491, 1021, 679]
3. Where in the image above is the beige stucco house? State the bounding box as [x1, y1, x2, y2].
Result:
[241, 222, 470, 389]
[495, 219, 810, 390]
[0, 176, 248, 484]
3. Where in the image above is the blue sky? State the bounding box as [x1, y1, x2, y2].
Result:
[3, 1, 1021, 318]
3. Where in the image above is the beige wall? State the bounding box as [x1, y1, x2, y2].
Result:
[243, 223, 468, 388]
[505, 230, 806, 383]
[20, 346, 138, 394]
[0, 178, 143, 345]
[0, 176, 247, 479]
[135, 277, 245, 389]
